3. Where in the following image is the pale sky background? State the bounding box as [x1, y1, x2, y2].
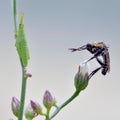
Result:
[0, 0, 120, 120]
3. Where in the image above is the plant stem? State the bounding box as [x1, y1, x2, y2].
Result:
[13, 0, 17, 33]
[45, 109, 50, 120]
[13, 0, 28, 120]
[50, 90, 80, 119]
[18, 66, 27, 120]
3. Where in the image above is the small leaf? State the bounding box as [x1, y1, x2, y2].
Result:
[15, 12, 30, 66]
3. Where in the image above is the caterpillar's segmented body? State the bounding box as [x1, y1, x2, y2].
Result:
[15, 13, 30, 67]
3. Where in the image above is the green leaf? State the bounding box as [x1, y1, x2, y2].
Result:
[15, 12, 30, 67]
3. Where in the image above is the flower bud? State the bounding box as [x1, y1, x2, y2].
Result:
[11, 97, 20, 117]
[74, 63, 89, 91]
[26, 73, 32, 78]
[30, 100, 43, 115]
[25, 103, 37, 120]
[43, 90, 55, 110]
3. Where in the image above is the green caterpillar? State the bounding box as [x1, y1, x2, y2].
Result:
[15, 13, 30, 67]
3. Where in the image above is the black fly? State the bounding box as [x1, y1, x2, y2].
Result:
[69, 42, 110, 79]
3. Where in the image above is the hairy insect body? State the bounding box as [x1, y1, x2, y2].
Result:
[69, 42, 110, 78]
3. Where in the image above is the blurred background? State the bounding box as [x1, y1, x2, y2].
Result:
[0, 0, 120, 120]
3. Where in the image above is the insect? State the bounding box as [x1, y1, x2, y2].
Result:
[69, 42, 110, 79]
[15, 13, 30, 67]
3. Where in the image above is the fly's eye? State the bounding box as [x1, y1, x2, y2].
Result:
[86, 44, 92, 51]
[86, 44, 92, 48]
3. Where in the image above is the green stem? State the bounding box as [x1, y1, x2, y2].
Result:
[13, 0, 28, 120]
[45, 109, 50, 120]
[50, 90, 80, 119]
[13, 0, 17, 33]
[18, 65, 27, 120]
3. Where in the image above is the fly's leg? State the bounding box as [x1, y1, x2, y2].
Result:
[96, 57, 105, 66]
[85, 49, 103, 63]
[69, 45, 87, 52]
[88, 67, 102, 79]
[86, 56, 96, 62]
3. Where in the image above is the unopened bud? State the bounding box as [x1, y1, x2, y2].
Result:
[11, 97, 20, 117]
[25, 103, 37, 120]
[30, 100, 43, 115]
[74, 63, 89, 91]
[26, 73, 32, 78]
[43, 90, 55, 110]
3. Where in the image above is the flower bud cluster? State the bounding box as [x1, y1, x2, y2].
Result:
[11, 90, 56, 119]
